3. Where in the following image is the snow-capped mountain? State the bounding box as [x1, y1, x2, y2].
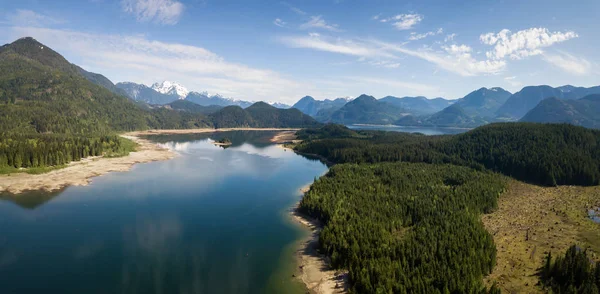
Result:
[267, 101, 291, 109]
[151, 81, 189, 99]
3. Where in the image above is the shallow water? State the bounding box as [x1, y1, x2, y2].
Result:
[0, 131, 327, 294]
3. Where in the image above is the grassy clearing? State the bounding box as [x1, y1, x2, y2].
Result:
[482, 180, 600, 293]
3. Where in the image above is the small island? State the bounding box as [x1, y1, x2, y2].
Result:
[213, 138, 232, 147]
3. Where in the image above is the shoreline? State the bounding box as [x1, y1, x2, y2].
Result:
[290, 184, 348, 294]
[0, 128, 297, 195]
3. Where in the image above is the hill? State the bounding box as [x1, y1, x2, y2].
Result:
[453, 87, 511, 117]
[292, 96, 349, 117]
[210, 102, 321, 128]
[327, 94, 405, 124]
[520, 94, 600, 129]
[116, 82, 177, 104]
[496, 85, 600, 119]
[166, 100, 223, 114]
[379, 96, 452, 115]
[295, 123, 600, 186]
[396, 104, 488, 128]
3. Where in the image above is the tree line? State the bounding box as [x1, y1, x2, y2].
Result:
[295, 123, 600, 186]
[541, 245, 600, 293]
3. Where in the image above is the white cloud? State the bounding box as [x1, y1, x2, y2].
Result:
[408, 28, 443, 41]
[380, 14, 422, 30]
[480, 28, 578, 60]
[279, 35, 396, 59]
[280, 34, 504, 76]
[372, 14, 381, 20]
[273, 18, 286, 28]
[504, 76, 522, 87]
[300, 16, 341, 32]
[9, 26, 306, 103]
[542, 52, 591, 75]
[121, 0, 184, 25]
[4, 9, 66, 27]
[281, 2, 306, 15]
[443, 44, 472, 54]
[444, 33, 457, 43]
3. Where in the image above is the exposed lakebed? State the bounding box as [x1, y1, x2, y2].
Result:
[0, 131, 327, 294]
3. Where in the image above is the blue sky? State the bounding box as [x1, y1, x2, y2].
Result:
[1, 0, 599, 104]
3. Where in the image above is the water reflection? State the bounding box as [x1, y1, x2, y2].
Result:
[0, 131, 328, 294]
[0, 188, 66, 209]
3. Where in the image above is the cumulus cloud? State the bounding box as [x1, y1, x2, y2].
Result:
[121, 0, 184, 25]
[273, 18, 286, 28]
[408, 28, 443, 41]
[542, 52, 591, 75]
[300, 16, 341, 32]
[380, 14, 422, 30]
[4, 9, 66, 27]
[480, 28, 578, 60]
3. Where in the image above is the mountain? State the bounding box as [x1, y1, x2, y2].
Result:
[425, 104, 488, 127]
[452, 87, 511, 117]
[210, 102, 321, 128]
[326, 94, 406, 124]
[151, 81, 189, 99]
[165, 100, 223, 115]
[496, 85, 600, 119]
[0, 37, 127, 97]
[116, 82, 178, 104]
[0, 37, 155, 134]
[396, 104, 488, 128]
[379, 96, 453, 115]
[185, 91, 252, 108]
[268, 102, 291, 109]
[292, 96, 350, 118]
[520, 94, 600, 129]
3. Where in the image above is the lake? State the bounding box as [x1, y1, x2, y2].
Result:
[347, 124, 470, 135]
[0, 131, 328, 294]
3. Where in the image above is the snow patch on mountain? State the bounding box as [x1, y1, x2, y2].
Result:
[151, 81, 189, 99]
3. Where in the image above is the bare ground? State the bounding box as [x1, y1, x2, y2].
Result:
[482, 180, 600, 293]
[0, 128, 297, 195]
[291, 184, 348, 294]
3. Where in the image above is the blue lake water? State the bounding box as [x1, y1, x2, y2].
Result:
[347, 124, 470, 135]
[0, 131, 328, 294]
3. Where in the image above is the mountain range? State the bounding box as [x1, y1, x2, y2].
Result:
[289, 85, 600, 129]
[2, 36, 600, 132]
[117, 80, 290, 109]
[0, 37, 317, 134]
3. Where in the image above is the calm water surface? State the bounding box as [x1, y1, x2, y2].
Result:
[347, 124, 470, 135]
[0, 131, 327, 294]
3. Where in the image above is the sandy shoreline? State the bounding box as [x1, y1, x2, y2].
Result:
[0, 128, 297, 195]
[290, 184, 348, 294]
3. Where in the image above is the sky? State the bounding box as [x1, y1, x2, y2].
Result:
[0, 0, 599, 104]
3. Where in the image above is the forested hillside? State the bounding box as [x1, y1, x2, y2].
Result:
[540, 245, 600, 293]
[295, 123, 600, 186]
[210, 102, 321, 128]
[300, 162, 506, 293]
[521, 95, 600, 129]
